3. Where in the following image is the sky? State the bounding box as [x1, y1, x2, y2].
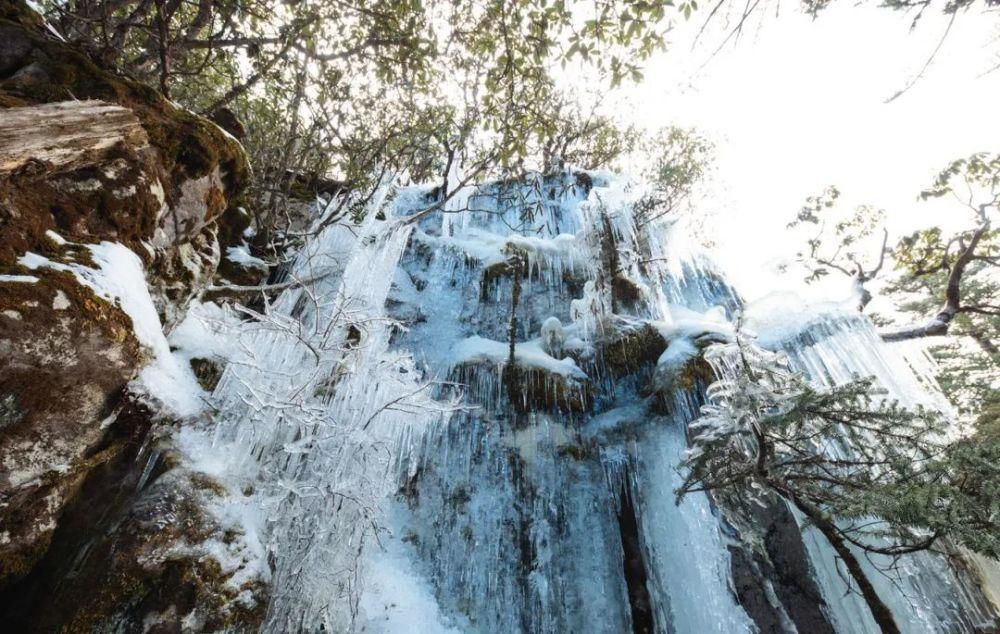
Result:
[608, 2, 1000, 302]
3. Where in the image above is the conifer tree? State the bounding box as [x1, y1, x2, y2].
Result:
[678, 333, 1000, 634]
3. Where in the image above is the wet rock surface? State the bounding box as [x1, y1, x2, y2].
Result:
[725, 498, 835, 634]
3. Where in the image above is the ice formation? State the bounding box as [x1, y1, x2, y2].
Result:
[188, 170, 998, 632]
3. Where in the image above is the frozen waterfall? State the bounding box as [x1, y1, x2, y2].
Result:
[193, 170, 998, 632]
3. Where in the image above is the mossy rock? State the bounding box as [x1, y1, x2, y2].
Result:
[215, 205, 253, 253]
[676, 355, 715, 391]
[0, 5, 256, 619]
[0, 147, 163, 267]
[0, 267, 142, 589]
[0, 16, 248, 191]
[0, 9, 249, 272]
[0, 267, 140, 351]
[503, 364, 593, 414]
[611, 274, 645, 310]
[596, 322, 668, 378]
[481, 259, 518, 300]
[0, 1, 44, 28]
[6, 468, 268, 632]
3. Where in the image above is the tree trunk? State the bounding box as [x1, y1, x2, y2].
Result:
[784, 493, 900, 634]
[853, 276, 873, 312]
[507, 266, 521, 367]
[502, 254, 525, 394]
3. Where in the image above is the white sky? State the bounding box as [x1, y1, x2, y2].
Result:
[609, 2, 1000, 302]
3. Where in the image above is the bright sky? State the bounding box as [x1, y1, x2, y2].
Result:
[613, 2, 1000, 302]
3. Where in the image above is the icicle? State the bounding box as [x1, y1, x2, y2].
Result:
[192, 167, 997, 633]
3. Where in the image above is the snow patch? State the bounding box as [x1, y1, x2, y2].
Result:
[169, 300, 243, 365]
[584, 403, 648, 439]
[540, 316, 565, 358]
[19, 243, 206, 417]
[641, 306, 734, 392]
[225, 244, 269, 271]
[451, 335, 587, 380]
[360, 518, 464, 633]
[52, 290, 70, 310]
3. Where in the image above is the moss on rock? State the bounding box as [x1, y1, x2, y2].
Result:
[0, 267, 142, 588]
[504, 365, 593, 414]
[595, 321, 668, 378]
[0, 17, 248, 192]
[0, 4, 262, 625]
[0, 7, 249, 312]
[676, 355, 716, 391]
[45, 469, 266, 633]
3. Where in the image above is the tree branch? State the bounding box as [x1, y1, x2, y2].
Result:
[881, 221, 990, 342]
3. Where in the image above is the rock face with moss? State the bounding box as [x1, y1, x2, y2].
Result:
[0, 0, 250, 312]
[0, 262, 142, 585]
[0, 2, 265, 627]
[5, 459, 267, 632]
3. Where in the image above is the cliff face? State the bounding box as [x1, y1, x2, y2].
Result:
[0, 2, 267, 629]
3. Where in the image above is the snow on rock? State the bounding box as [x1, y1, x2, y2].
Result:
[418, 227, 588, 275]
[225, 244, 269, 271]
[540, 316, 565, 358]
[659, 304, 733, 339]
[19, 241, 206, 417]
[51, 290, 70, 310]
[168, 300, 243, 365]
[174, 488, 270, 593]
[451, 335, 587, 381]
[742, 291, 860, 349]
[653, 337, 700, 389]
[44, 230, 68, 245]
[648, 306, 733, 393]
[583, 403, 649, 440]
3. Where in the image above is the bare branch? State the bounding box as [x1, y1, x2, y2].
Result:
[881, 221, 990, 342]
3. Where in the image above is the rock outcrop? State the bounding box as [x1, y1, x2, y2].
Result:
[0, 2, 266, 627]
